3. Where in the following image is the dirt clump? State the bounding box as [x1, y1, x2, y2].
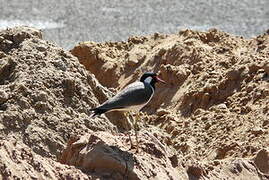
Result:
[59, 130, 186, 180]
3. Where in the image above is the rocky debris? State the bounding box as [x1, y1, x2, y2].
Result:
[0, 26, 117, 179]
[59, 130, 186, 180]
[0, 137, 90, 180]
[0, 26, 269, 179]
[0, 26, 187, 180]
[72, 28, 269, 179]
[70, 41, 125, 88]
[0, 27, 42, 53]
[213, 159, 267, 180]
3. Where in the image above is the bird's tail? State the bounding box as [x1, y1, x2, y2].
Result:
[89, 108, 107, 118]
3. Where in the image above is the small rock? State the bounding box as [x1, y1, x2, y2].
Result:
[262, 120, 269, 127]
[226, 69, 240, 80]
[158, 48, 166, 56]
[0, 51, 6, 58]
[154, 32, 160, 40]
[262, 62, 269, 74]
[126, 58, 138, 66]
[156, 108, 170, 116]
[241, 105, 252, 113]
[187, 164, 205, 178]
[3, 39, 13, 46]
[216, 103, 227, 109]
[248, 63, 260, 73]
[36, 44, 47, 52]
[0, 90, 9, 104]
[37, 91, 48, 102]
[253, 149, 269, 174]
[251, 127, 264, 136]
[0, 36, 4, 42]
[193, 108, 204, 115]
[52, 60, 67, 71]
[169, 154, 178, 168]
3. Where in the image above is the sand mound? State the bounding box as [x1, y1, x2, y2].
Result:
[71, 28, 269, 178]
[0, 26, 115, 179]
[0, 26, 268, 179]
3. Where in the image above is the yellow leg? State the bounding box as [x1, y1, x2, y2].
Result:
[134, 112, 141, 152]
[124, 111, 142, 152]
[124, 112, 134, 149]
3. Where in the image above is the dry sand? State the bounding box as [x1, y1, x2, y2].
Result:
[0, 26, 268, 179]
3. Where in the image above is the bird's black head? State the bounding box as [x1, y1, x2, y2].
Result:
[140, 72, 157, 82]
[140, 72, 165, 89]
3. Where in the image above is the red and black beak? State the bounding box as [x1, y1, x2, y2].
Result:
[156, 76, 166, 84]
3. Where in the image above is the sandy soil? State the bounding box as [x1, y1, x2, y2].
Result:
[0, 26, 268, 179]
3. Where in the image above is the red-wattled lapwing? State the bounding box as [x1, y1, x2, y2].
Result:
[90, 72, 165, 150]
